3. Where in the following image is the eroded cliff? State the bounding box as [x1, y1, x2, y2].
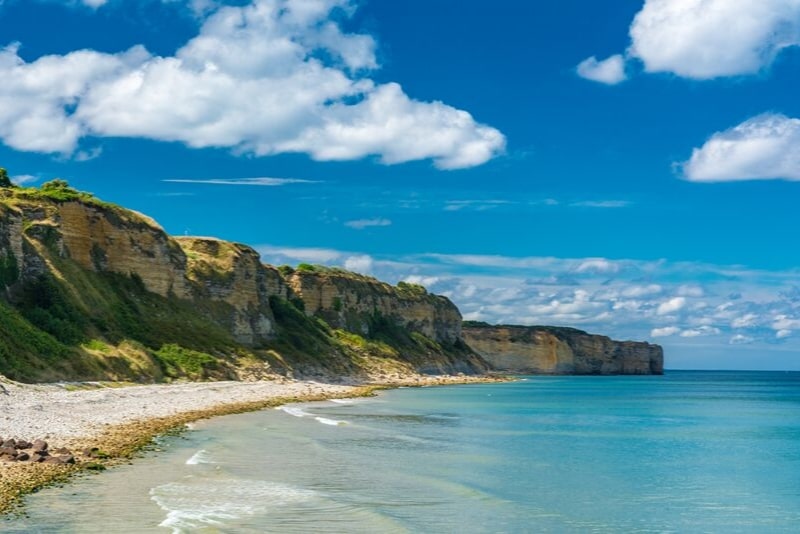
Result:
[0, 182, 487, 382]
[463, 323, 663, 375]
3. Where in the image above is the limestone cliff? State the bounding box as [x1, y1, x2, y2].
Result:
[0, 183, 487, 382]
[463, 323, 663, 375]
[287, 270, 462, 345]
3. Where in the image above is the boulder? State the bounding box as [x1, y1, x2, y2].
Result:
[15, 440, 32, 450]
[15, 452, 29, 462]
[32, 439, 48, 452]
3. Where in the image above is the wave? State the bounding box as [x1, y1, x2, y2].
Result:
[315, 417, 348, 426]
[185, 449, 214, 465]
[278, 406, 313, 418]
[151, 478, 317, 533]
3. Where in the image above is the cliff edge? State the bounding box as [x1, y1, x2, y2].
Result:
[463, 322, 663, 375]
[0, 180, 487, 383]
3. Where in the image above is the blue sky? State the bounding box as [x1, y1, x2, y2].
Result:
[2, 0, 800, 370]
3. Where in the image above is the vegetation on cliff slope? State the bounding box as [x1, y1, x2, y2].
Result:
[0, 179, 483, 383]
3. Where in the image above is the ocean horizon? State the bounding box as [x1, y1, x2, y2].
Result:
[8, 370, 800, 533]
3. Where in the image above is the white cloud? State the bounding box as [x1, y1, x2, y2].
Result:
[444, 199, 514, 212]
[10, 174, 38, 185]
[657, 297, 687, 315]
[0, 0, 504, 168]
[621, 284, 662, 298]
[683, 114, 800, 182]
[651, 326, 680, 338]
[730, 334, 756, 345]
[403, 275, 440, 288]
[344, 254, 373, 274]
[570, 200, 631, 208]
[629, 0, 800, 79]
[164, 177, 314, 186]
[258, 245, 343, 264]
[575, 258, 620, 274]
[777, 329, 792, 339]
[773, 315, 800, 331]
[680, 326, 720, 338]
[731, 313, 759, 329]
[576, 54, 627, 85]
[344, 218, 392, 230]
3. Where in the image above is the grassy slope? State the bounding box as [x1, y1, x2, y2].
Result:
[0, 185, 479, 383]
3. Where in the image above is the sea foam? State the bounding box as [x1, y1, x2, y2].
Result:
[151, 479, 317, 533]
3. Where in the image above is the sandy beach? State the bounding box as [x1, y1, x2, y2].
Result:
[0, 374, 498, 514]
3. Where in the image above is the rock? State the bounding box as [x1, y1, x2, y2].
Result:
[32, 439, 48, 452]
[1, 439, 16, 449]
[53, 447, 71, 455]
[43, 455, 75, 465]
[0, 446, 17, 457]
[82, 447, 99, 458]
[463, 323, 664, 375]
[29, 453, 46, 463]
[14, 440, 32, 450]
[15, 452, 29, 462]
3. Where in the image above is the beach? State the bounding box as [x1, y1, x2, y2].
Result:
[0, 374, 497, 514]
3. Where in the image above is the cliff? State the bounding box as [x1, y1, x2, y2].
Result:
[463, 323, 663, 375]
[0, 181, 487, 383]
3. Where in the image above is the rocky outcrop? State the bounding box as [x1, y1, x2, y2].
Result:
[287, 271, 462, 345]
[463, 323, 663, 375]
[179, 237, 288, 346]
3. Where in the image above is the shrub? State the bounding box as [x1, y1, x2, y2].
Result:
[154, 344, 217, 380]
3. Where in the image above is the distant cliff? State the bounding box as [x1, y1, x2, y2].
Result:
[463, 323, 663, 375]
[0, 180, 487, 383]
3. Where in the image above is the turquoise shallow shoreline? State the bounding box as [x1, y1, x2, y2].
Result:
[7, 370, 800, 533]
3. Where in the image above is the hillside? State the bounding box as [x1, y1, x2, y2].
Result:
[0, 179, 487, 383]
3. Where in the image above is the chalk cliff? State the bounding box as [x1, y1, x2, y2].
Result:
[463, 323, 663, 375]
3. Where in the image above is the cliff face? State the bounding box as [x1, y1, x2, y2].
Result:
[0, 188, 485, 382]
[463, 324, 663, 375]
[287, 271, 462, 345]
[178, 237, 288, 346]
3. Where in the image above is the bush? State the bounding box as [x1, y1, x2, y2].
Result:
[154, 344, 218, 380]
[0, 168, 12, 188]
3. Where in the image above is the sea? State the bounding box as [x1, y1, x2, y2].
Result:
[6, 371, 800, 533]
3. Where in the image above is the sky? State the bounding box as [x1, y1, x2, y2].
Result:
[1, 0, 800, 370]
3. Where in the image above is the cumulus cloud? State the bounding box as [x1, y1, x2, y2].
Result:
[657, 297, 687, 315]
[0, 0, 505, 168]
[576, 54, 627, 84]
[344, 218, 392, 230]
[629, 0, 800, 79]
[581, 0, 800, 83]
[683, 114, 800, 182]
[651, 326, 680, 338]
[680, 326, 720, 338]
[344, 254, 374, 274]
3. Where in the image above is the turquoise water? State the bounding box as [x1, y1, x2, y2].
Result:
[7, 371, 800, 533]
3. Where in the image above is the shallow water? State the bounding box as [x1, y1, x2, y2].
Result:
[7, 371, 800, 533]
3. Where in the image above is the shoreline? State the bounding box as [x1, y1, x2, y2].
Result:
[0, 374, 504, 516]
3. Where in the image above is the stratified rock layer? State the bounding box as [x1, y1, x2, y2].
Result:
[463, 324, 663, 375]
